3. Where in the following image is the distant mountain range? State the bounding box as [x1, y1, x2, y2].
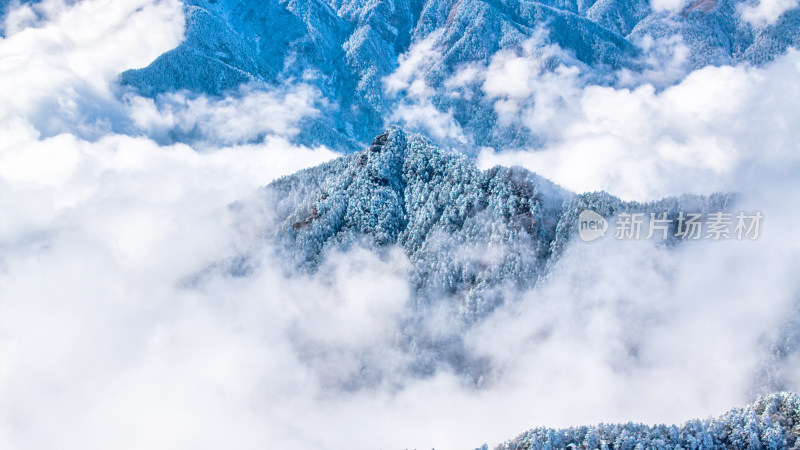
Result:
[6, 0, 796, 149]
[2, 0, 798, 150]
[112, 0, 800, 150]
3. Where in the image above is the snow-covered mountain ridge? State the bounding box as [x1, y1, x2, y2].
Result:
[110, 0, 800, 150]
[252, 127, 731, 321]
[496, 392, 800, 450]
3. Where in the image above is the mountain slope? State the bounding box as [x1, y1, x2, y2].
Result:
[248, 127, 731, 323]
[113, 0, 800, 151]
[495, 392, 800, 450]
[3, 0, 799, 149]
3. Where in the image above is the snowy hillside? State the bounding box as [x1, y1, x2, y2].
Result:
[201, 126, 738, 385]
[253, 127, 730, 320]
[496, 392, 800, 450]
[113, 0, 800, 150]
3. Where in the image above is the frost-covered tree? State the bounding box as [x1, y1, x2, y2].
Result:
[495, 393, 800, 450]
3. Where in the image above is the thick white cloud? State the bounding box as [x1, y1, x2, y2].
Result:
[650, 0, 686, 13]
[126, 84, 322, 146]
[467, 42, 800, 442]
[481, 39, 584, 136]
[739, 0, 800, 27]
[0, 0, 185, 137]
[0, 4, 338, 448]
[478, 49, 800, 201]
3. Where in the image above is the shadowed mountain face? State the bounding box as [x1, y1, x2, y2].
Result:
[112, 0, 800, 150]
